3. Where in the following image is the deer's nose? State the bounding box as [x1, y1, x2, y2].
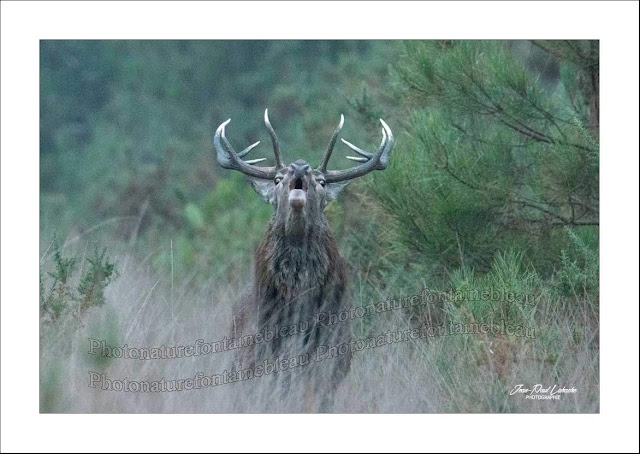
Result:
[290, 160, 311, 179]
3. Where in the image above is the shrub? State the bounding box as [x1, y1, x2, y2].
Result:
[40, 237, 118, 322]
[371, 40, 599, 276]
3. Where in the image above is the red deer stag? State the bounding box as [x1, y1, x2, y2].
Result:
[214, 109, 394, 409]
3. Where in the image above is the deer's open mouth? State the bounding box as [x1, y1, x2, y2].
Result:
[290, 177, 307, 191]
[289, 177, 307, 209]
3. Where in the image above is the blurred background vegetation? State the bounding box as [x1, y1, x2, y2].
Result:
[40, 39, 598, 314]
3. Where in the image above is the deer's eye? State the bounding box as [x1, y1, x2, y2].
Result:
[317, 179, 326, 187]
[274, 177, 282, 185]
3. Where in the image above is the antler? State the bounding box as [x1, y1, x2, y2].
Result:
[316, 114, 345, 173]
[214, 109, 285, 180]
[264, 109, 285, 170]
[319, 117, 394, 183]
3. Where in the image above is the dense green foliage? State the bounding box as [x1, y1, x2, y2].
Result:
[377, 41, 598, 275]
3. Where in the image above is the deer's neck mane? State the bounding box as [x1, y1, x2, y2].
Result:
[254, 220, 343, 302]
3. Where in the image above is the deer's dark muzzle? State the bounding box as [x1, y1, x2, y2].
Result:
[289, 160, 310, 186]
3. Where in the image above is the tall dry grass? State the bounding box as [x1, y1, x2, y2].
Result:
[40, 236, 599, 413]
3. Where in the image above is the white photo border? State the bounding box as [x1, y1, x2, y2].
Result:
[1, 1, 638, 453]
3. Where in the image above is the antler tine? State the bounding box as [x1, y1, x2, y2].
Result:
[243, 158, 267, 164]
[214, 119, 277, 180]
[377, 119, 394, 170]
[264, 109, 285, 169]
[237, 140, 261, 159]
[316, 114, 345, 173]
[346, 156, 369, 163]
[343, 129, 386, 163]
[324, 118, 395, 183]
[341, 138, 375, 159]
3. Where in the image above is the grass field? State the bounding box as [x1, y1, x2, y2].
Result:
[39, 233, 599, 413]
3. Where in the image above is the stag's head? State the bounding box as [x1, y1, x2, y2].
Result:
[214, 109, 394, 238]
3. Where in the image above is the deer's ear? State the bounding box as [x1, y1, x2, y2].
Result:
[325, 182, 349, 203]
[249, 179, 275, 205]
